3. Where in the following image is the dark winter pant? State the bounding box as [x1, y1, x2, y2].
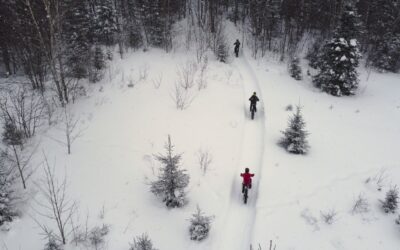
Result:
[242, 183, 252, 193]
[250, 103, 257, 112]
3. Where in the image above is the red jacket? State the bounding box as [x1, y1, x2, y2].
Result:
[240, 172, 254, 185]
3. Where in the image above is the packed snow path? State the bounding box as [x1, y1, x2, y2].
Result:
[214, 54, 266, 250]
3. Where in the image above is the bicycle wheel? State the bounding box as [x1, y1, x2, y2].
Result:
[243, 187, 248, 204]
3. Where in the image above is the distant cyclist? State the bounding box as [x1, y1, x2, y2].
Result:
[249, 92, 259, 112]
[234, 39, 240, 57]
[240, 168, 255, 193]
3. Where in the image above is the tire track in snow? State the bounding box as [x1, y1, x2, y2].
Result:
[214, 54, 266, 250]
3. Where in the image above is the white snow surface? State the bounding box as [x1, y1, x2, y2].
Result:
[2, 29, 400, 250]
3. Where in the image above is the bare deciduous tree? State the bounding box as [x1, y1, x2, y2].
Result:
[176, 61, 197, 90]
[151, 73, 163, 89]
[1, 142, 38, 189]
[170, 83, 194, 110]
[33, 154, 77, 245]
[197, 148, 212, 175]
[47, 106, 84, 155]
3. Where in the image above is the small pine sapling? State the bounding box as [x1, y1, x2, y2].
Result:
[189, 206, 213, 241]
[381, 186, 399, 213]
[289, 57, 303, 80]
[44, 236, 63, 250]
[151, 135, 190, 208]
[280, 105, 310, 154]
[129, 233, 158, 250]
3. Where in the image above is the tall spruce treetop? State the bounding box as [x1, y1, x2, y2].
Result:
[335, 4, 363, 41]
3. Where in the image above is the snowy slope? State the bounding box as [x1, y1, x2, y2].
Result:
[1, 29, 400, 250]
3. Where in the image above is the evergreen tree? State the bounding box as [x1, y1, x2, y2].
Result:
[217, 43, 228, 63]
[312, 4, 362, 96]
[189, 206, 213, 241]
[381, 186, 399, 213]
[289, 56, 303, 80]
[280, 105, 309, 154]
[370, 33, 400, 72]
[0, 156, 15, 227]
[44, 236, 63, 250]
[129, 233, 157, 250]
[94, 0, 117, 45]
[63, 0, 92, 79]
[89, 46, 106, 83]
[151, 136, 189, 208]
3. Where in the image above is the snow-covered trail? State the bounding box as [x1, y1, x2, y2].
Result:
[214, 54, 266, 250]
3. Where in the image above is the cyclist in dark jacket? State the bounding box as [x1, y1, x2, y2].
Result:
[234, 39, 240, 57]
[249, 92, 259, 112]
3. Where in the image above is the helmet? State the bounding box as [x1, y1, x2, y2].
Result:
[253, 92, 256, 95]
[245, 167, 249, 173]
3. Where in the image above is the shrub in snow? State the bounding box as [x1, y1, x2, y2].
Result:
[2, 122, 24, 146]
[320, 209, 337, 225]
[189, 206, 213, 241]
[351, 193, 369, 214]
[44, 236, 63, 250]
[280, 106, 309, 154]
[151, 135, 190, 208]
[88, 224, 109, 249]
[381, 186, 399, 213]
[289, 57, 303, 80]
[129, 233, 157, 250]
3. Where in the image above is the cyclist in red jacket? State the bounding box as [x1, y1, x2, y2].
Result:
[240, 168, 255, 193]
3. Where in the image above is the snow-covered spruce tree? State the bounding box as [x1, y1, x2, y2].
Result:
[44, 236, 63, 250]
[89, 46, 106, 83]
[381, 186, 399, 213]
[370, 34, 400, 73]
[217, 43, 228, 63]
[0, 156, 16, 227]
[289, 56, 303, 80]
[93, 0, 117, 46]
[129, 233, 157, 250]
[280, 105, 309, 154]
[312, 4, 362, 96]
[189, 206, 213, 241]
[151, 135, 189, 208]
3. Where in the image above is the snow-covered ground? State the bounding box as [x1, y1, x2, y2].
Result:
[2, 27, 400, 250]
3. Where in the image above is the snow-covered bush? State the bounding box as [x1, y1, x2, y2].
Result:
[289, 57, 303, 80]
[351, 193, 369, 214]
[280, 105, 309, 154]
[151, 136, 190, 208]
[44, 236, 63, 250]
[189, 206, 213, 241]
[381, 186, 399, 213]
[320, 209, 337, 225]
[2, 122, 24, 146]
[129, 233, 157, 250]
[88, 224, 109, 249]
